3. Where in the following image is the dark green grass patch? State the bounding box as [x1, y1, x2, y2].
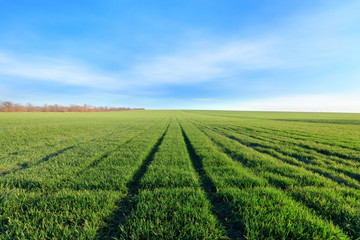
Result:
[140, 120, 201, 190]
[0, 188, 123, 239]
[1, 110, 360, 239]
[118, 188, 225, 240]
[216, 187, 349, 240]
[290, 186, 360, 239]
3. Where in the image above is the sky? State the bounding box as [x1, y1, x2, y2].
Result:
[0, 0, 360, 112]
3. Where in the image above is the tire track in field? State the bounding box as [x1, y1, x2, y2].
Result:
[199, 124, 360, 189]
[0, 145, 75, 176]
[0, 131, 116, 177]
[186, 111, 360, 152]
[0, 126, 134, 182]
[196, 122, 360, 183]
[95, 123, 169, 240]
[222, 124, 360, 162]
[0, 127, 120, 160]
[60, 122, 160, 190]
[192, 117, 360, 161]
[230, 137, 360, 187]
[213, 124, 345, 167]
[185, 110, 360, 152]
[1, 122, 161, 191]
[0, 122, 170, 238]
[258, 126, 360, 151]
[194, 121, 311, 163]
[205, 126, 360, 189]
[188, 123, 358, 239]
[180, 124, 245, 240]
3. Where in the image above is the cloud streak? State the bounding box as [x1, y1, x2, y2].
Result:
[130, 40, 277, 85]
[1, 0, 359, 90]
[0, 52, 120, 90]
[0, 36, 277, 90]
[0, 1, 359, 111]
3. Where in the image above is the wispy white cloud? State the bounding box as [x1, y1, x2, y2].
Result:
[129, 40, 277, 85]
[1, 1, 360, 111]
[127, 1, 360, 88]
[0, 52, 121, 90]
[0, 39, 277, 89]
[2, 1, 359, 90]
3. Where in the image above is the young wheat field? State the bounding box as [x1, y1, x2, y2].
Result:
[0, 110, 360, 239]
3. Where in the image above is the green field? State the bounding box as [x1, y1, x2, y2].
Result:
[1, 110, 360, 239]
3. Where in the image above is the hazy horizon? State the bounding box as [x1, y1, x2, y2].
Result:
[1, 1, 360, 112]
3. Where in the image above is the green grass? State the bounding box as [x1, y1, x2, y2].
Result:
[0, 110, 360, 239]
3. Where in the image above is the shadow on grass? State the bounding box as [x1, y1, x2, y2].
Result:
[95, 124, 169, 240]
[180, 125, 246, 240]
[0, 145, 75, 177]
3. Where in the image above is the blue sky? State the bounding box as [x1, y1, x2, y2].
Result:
[1, 0, 360, 111]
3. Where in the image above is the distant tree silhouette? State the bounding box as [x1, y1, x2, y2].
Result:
[0, 100, 145, 112]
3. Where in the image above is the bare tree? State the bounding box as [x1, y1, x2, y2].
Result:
[0, 100, 145, 112]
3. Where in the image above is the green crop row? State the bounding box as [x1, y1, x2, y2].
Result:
[178, 117, 348, 239]
[116, 119, 225, 239]
[183, 111, 360, 239]
[199, 124, 360, 189]
[0, 110, 359, 239]
[0, 112, 172, 239]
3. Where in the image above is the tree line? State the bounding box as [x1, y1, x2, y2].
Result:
[0, 100, 145, 112]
